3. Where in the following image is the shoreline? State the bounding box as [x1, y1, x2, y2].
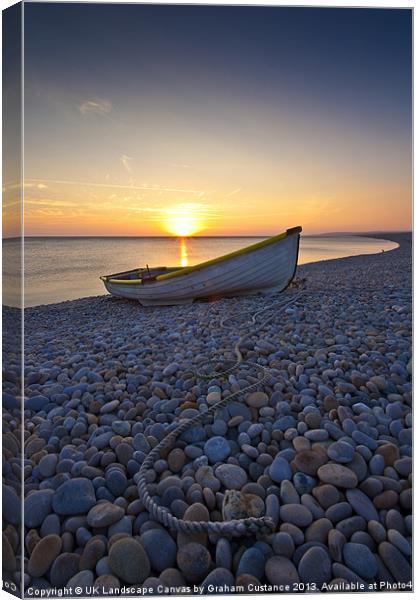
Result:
[20, 231, 408, 312]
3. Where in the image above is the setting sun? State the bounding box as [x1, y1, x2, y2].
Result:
[162, 203, 205, 237]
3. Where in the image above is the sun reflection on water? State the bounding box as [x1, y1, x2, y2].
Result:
[180, 238, 188, 267]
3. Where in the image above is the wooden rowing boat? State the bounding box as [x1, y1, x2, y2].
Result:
[100, 226, 302, 306]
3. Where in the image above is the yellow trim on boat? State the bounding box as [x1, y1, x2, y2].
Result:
[102, 227, 301, 285]
[106, 277, 144, 285]
[155, 229, 292, 282]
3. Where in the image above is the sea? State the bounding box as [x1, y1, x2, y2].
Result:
[3, 235, 398, 307]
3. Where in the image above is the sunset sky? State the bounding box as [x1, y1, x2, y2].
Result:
[13, 4, 413, 236]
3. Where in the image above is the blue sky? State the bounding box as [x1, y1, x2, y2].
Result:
[21, 4, 412, 235]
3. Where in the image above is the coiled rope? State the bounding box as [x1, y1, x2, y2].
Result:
[137, 287, 305, 537]
[136, 281, 409, 536]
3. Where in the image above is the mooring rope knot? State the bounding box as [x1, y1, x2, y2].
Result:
[137, 286, 305, 537]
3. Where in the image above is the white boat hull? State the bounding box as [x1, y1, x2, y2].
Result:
[102, 228, 301, 306]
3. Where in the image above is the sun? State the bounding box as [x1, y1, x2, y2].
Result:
[162, 203, 204, 237]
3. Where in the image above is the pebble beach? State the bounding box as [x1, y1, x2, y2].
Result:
[2, 232, 412, 595]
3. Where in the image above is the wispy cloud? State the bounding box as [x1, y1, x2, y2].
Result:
[25, 199, 80, 208]
[170, 163, 193, 169]
[120, 154, 133, 174]
[226, 187, 242, 197]
[26, 178, 206, 196]
[3, 182, 48, 192]
[78, 99, 112, 116]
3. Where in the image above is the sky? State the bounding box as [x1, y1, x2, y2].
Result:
[10, 3, 413, 236]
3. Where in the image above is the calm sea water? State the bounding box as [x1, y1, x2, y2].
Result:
[3, 235, 398, 307]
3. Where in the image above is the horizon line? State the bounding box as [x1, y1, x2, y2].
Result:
[3, 229, 412, 241]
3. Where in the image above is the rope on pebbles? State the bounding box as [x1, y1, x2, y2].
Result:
[137, 287, 305, 537]
[136, 282, 405, 535]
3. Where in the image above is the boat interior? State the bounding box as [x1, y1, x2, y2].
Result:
[104, 266, 180, 283]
